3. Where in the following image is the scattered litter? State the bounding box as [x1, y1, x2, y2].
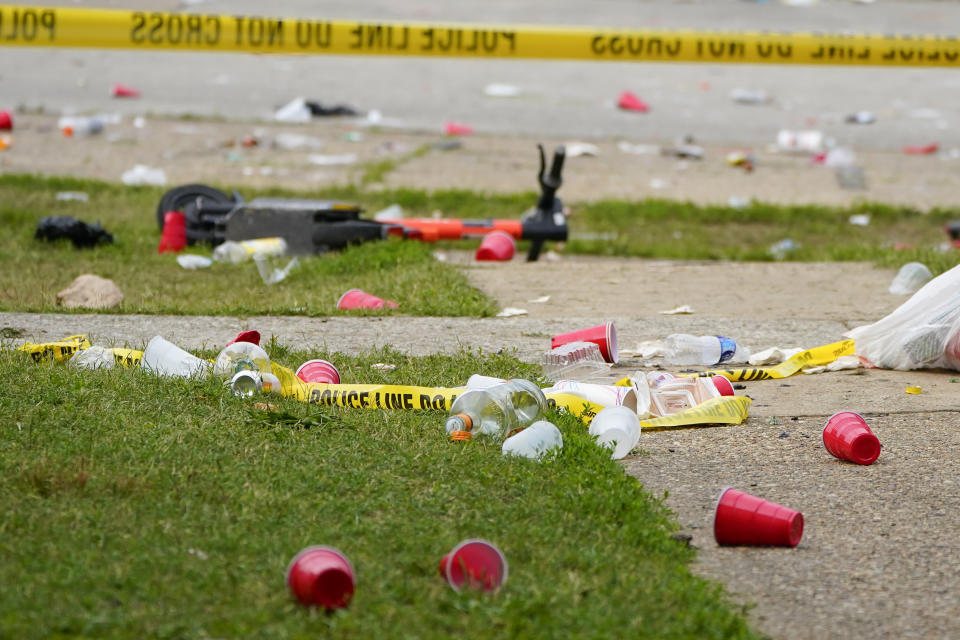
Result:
[729, 88, 770, 105]
[176, 254, 213, 270]
[620, 340, 666, 359]
[908, 108, 941, 120]
[0, 135, 10, 151]
[617, 141, 659, 155]
[617, 91, 649, 113]
[273, 133, 325, 151]
[142, 335, 211, 379]
[373, 204, 404, 221]
[663, 334, 749, 366]
[801, 355, 862, 374]
[121, 164, 167, 186]
[56, 274, 123, 309]
[307, 153, 357, 166]
[768, 238, 799, 260]
[776, 129, 825, 153]
[845, 111, 876, 124]
[306, 101, 359, 117]
[661, 144, 703, 160]
[541, 342, 609, 382]
[444, 121, 474, 136]
[35, 216, 113, 248]
[133, 116, 146, 128]
[820, 147, 856, 168]
[496, 307, 528, 317]
[903, 143, 938, 155]
[432, 139, 462, 151]
[888, 262, 932, 295]
[565, 142, 599, 157]
[748, 346, 804, 366]
[905, 385, 922, 394]
[0, 109, 12, 130]
[255, 255, 299, 285]
[728, 196, 749, 209]
[337, 288, 398, 310]
[70, 346, 115, 370]
[58, 115, 104, 137]
[432, 251, 448, 262]
[726, 151, 755, 172]
[484, 83, 520, 97]
[475, 231, 515, 261]
[288, 546, 355, 607]
[55, 191, 89, 203]
[187, 548, 209, 560]
[273, 97, 311, 123]
[503, 420, 563, 460]
[660, 305, 694, 315]
[213, 238, 287, 264]
[343, 131, 364, 142]
[111, 83, 140, 98]
[715, 488, 802, 547]
[835, 166, 867, 190]
[254, 402, 278, 411]
[527, 295, 551, 303]
[371, 363, 397, 371]
[649, 178, 669, 190]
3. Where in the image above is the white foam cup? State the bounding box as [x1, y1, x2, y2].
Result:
[588, 405, 641, 460]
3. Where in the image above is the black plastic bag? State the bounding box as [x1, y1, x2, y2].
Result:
[35, 216, 114, 248]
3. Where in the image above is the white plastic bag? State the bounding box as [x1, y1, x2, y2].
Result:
[846, 263, 960, 371]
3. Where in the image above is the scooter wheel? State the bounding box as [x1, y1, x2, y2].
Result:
[156, 183, 233, 231]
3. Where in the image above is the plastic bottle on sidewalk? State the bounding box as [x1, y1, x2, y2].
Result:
[663, 334, 750, 366]
[445, 379, 546, 441]
[58, 115, 104, 137]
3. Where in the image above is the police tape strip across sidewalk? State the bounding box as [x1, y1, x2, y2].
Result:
[1, 4, 959, 66]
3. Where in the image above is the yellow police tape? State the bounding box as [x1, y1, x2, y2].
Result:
[18, 334, 750, 429]
[690, 339, 855, 382]
[1, 5, 959, 66]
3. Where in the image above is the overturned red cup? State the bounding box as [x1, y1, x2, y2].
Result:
[112, 83, 141, 98]
[438, 539, 508, 592]
[296, 359, 341, 384]
[0, 109, 12, 131]
[226, 330, 261, 347]
[712, 375, 734, 397]
[822, 411, 881, 465]
[617, 91, 649, 113]
[157, 211, 186, 254]
[286, 546, 355, 609]
[551, 322, 618, 364]
[475, 230, 516, 262]
[714, 488, 804, 547]
[337, 288, 399, 310]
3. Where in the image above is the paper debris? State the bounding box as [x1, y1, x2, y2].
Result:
[371, 363, 397, 371]
[528, 295, 551, 303]
[748, 346, 805, 366]
[659, 305, 694, 315]
[496, 307, 528, 317]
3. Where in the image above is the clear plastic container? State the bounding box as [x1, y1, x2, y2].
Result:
[541, 341, 609, 382]
[445, 379, 546, 440]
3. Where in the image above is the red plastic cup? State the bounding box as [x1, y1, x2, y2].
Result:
[0, 109, 12, 131]
[157, 211, 186, 253]
[226, 330, 261, 347]
[444, 121, 474, 136]
[822, 411, 881, 465]
[712, 375, 734, 397]
[714, 488, 804, 547]
[286, 546, 355, 609]
[438, 539, 508, 592]
[475, 231, 516, 262]
[337, 288, 399, 310]
[617, 91, 650, 113]
[551, 322, 618, 364]
[296, 359, 341, 384]
[112, 83, 141, 98]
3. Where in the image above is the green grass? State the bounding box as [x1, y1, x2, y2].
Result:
[0, 344, 757, 640]
[2, 173, 957, 317]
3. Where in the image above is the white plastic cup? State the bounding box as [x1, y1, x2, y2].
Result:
[142, 335, 211, 379]
[502, 420, 563, 460]
[588, 406, 641, 460]
[889, 262, 933, 295]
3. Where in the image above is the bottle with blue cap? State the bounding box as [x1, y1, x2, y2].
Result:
[663, 334, 750, 366]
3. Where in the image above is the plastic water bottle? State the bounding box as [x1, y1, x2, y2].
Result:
[58, 115, 104, 137]
[663, 334, 750, 366]
[445, 379, 546, 440]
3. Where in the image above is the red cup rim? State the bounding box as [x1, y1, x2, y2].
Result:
[444, 538, 508, 592]
[285, 545, 354, 590]
[712, 375, 734, 397]
[295, 359, 340, 383]
[605, 322, 618, 364]
[336, 289, 364, 309]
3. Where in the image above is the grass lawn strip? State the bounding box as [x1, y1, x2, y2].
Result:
[0, 344, 757, 639]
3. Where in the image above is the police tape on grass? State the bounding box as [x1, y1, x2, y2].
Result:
[18, 335, 750, 430]
[2, 5, 959, 66]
